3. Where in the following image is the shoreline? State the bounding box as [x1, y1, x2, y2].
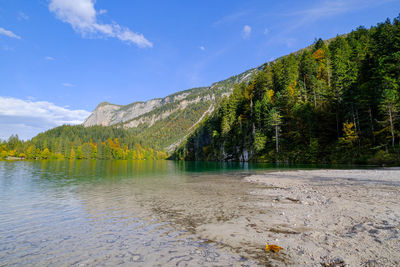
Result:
[234, 169, 400, 266]
[2, 162, 399, 266]
[125, 168, 400, 266]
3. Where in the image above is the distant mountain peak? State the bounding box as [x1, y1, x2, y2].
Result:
[83, 66, 258, 150]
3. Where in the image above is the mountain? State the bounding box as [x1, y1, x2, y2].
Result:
[173, 18, 400, 165]
[83, 67, 257, 151]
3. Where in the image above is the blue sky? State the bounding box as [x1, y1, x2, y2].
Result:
[1, 0, 400, 140]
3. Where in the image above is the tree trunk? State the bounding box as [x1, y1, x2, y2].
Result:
[352, 105, 361, 151]
[335, 87, 342, 139]
[336, 110, 340, 139]
[356, 107, 361, 135]
[250, 99, 255, 137]
[313, 87, 317, 108]
[327, 58, 331, 88]
[389, 105, 395, 148]
[369, 107, 375, 144]
[352, 105, 357, 133]
[303, 75, 308, 102]
[275, 125, 279, 153]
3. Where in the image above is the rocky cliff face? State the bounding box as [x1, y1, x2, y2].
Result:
[84, 98, 172, 127]
[83, 102, 121, 126]
[83, 67, 258, 150]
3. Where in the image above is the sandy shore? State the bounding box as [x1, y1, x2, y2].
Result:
[234, 169, 400, 266]
[107, 168, 400, 266]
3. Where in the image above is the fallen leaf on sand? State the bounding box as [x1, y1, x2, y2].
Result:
[265, 244, 283, 253]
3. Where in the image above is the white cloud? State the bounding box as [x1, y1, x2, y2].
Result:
[242, 25, 251, 39]
[62, 83, 74, 87]
[99, 9, 107, 15]
[0, 27, 21, 39]
[199, 46, 205, 51]
[263, 28, 269, 35]
[0, 96, 90, 140]
[18, 12, 29, 21]
[45, 56, 55, 60]
[49, 0, 152, 48]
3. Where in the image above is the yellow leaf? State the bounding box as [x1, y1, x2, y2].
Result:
[265, 244, 283, 253]
[266, 89, 275, 104]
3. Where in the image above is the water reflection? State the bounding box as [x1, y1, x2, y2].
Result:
[0, 160, 260, 266]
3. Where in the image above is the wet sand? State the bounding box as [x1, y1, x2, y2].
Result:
[139, 169, 400, 266]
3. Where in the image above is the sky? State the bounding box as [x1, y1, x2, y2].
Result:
[1, 0, 400, 140]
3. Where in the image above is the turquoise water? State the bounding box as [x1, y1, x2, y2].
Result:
[0, 160, 262, 266]
[0, 160, 368, 266]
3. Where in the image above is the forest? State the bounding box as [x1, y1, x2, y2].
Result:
[173, 17, 400, 165]
[0, 125, 167, 160]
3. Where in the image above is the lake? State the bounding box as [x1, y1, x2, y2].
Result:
[3, 160, 375, 266]
[1, 160, 299, 266]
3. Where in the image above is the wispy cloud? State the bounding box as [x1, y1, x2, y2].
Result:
[2, 45, 14, 51]
[262, 0, 392, 50]
[213, 10, 249, 26]
[288, 1, 351, 19]
[62, 83, 74, 87]
[199, 46, 205, 51]
[45, 56, 55, 61]
[242, 25, 251, 39]
[0, 96, 90, 140]
[284, 0, 394, 31]
[18, 12, 29, 21]
[179, 45, 231, 86]
[263, 28, 269, 35]
[48, 0, 152, 48]
[0, 27, 21, 39]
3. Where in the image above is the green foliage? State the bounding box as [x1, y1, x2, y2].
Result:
[368, 150, 398, 165]
[0, 125, 167, 161]
[174, 16, 400, 165]
[253, 131, 267, 152]
[130, 100, 212, 150]
[379, 88, 399, 147]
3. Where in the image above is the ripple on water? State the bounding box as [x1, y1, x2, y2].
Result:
[0, 160, 259, 266]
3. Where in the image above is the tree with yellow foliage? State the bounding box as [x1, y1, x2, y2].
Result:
[339, 122, 358, 147]
[41, 148, 51, 159]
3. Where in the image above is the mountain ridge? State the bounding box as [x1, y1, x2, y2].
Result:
[82, 36, 345, 151]
[83, 66, 258, 150]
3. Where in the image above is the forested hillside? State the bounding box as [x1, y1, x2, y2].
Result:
[83, 68, 256, 151]
[174, 18, 400, 165]
[0, 125, 167, 160]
